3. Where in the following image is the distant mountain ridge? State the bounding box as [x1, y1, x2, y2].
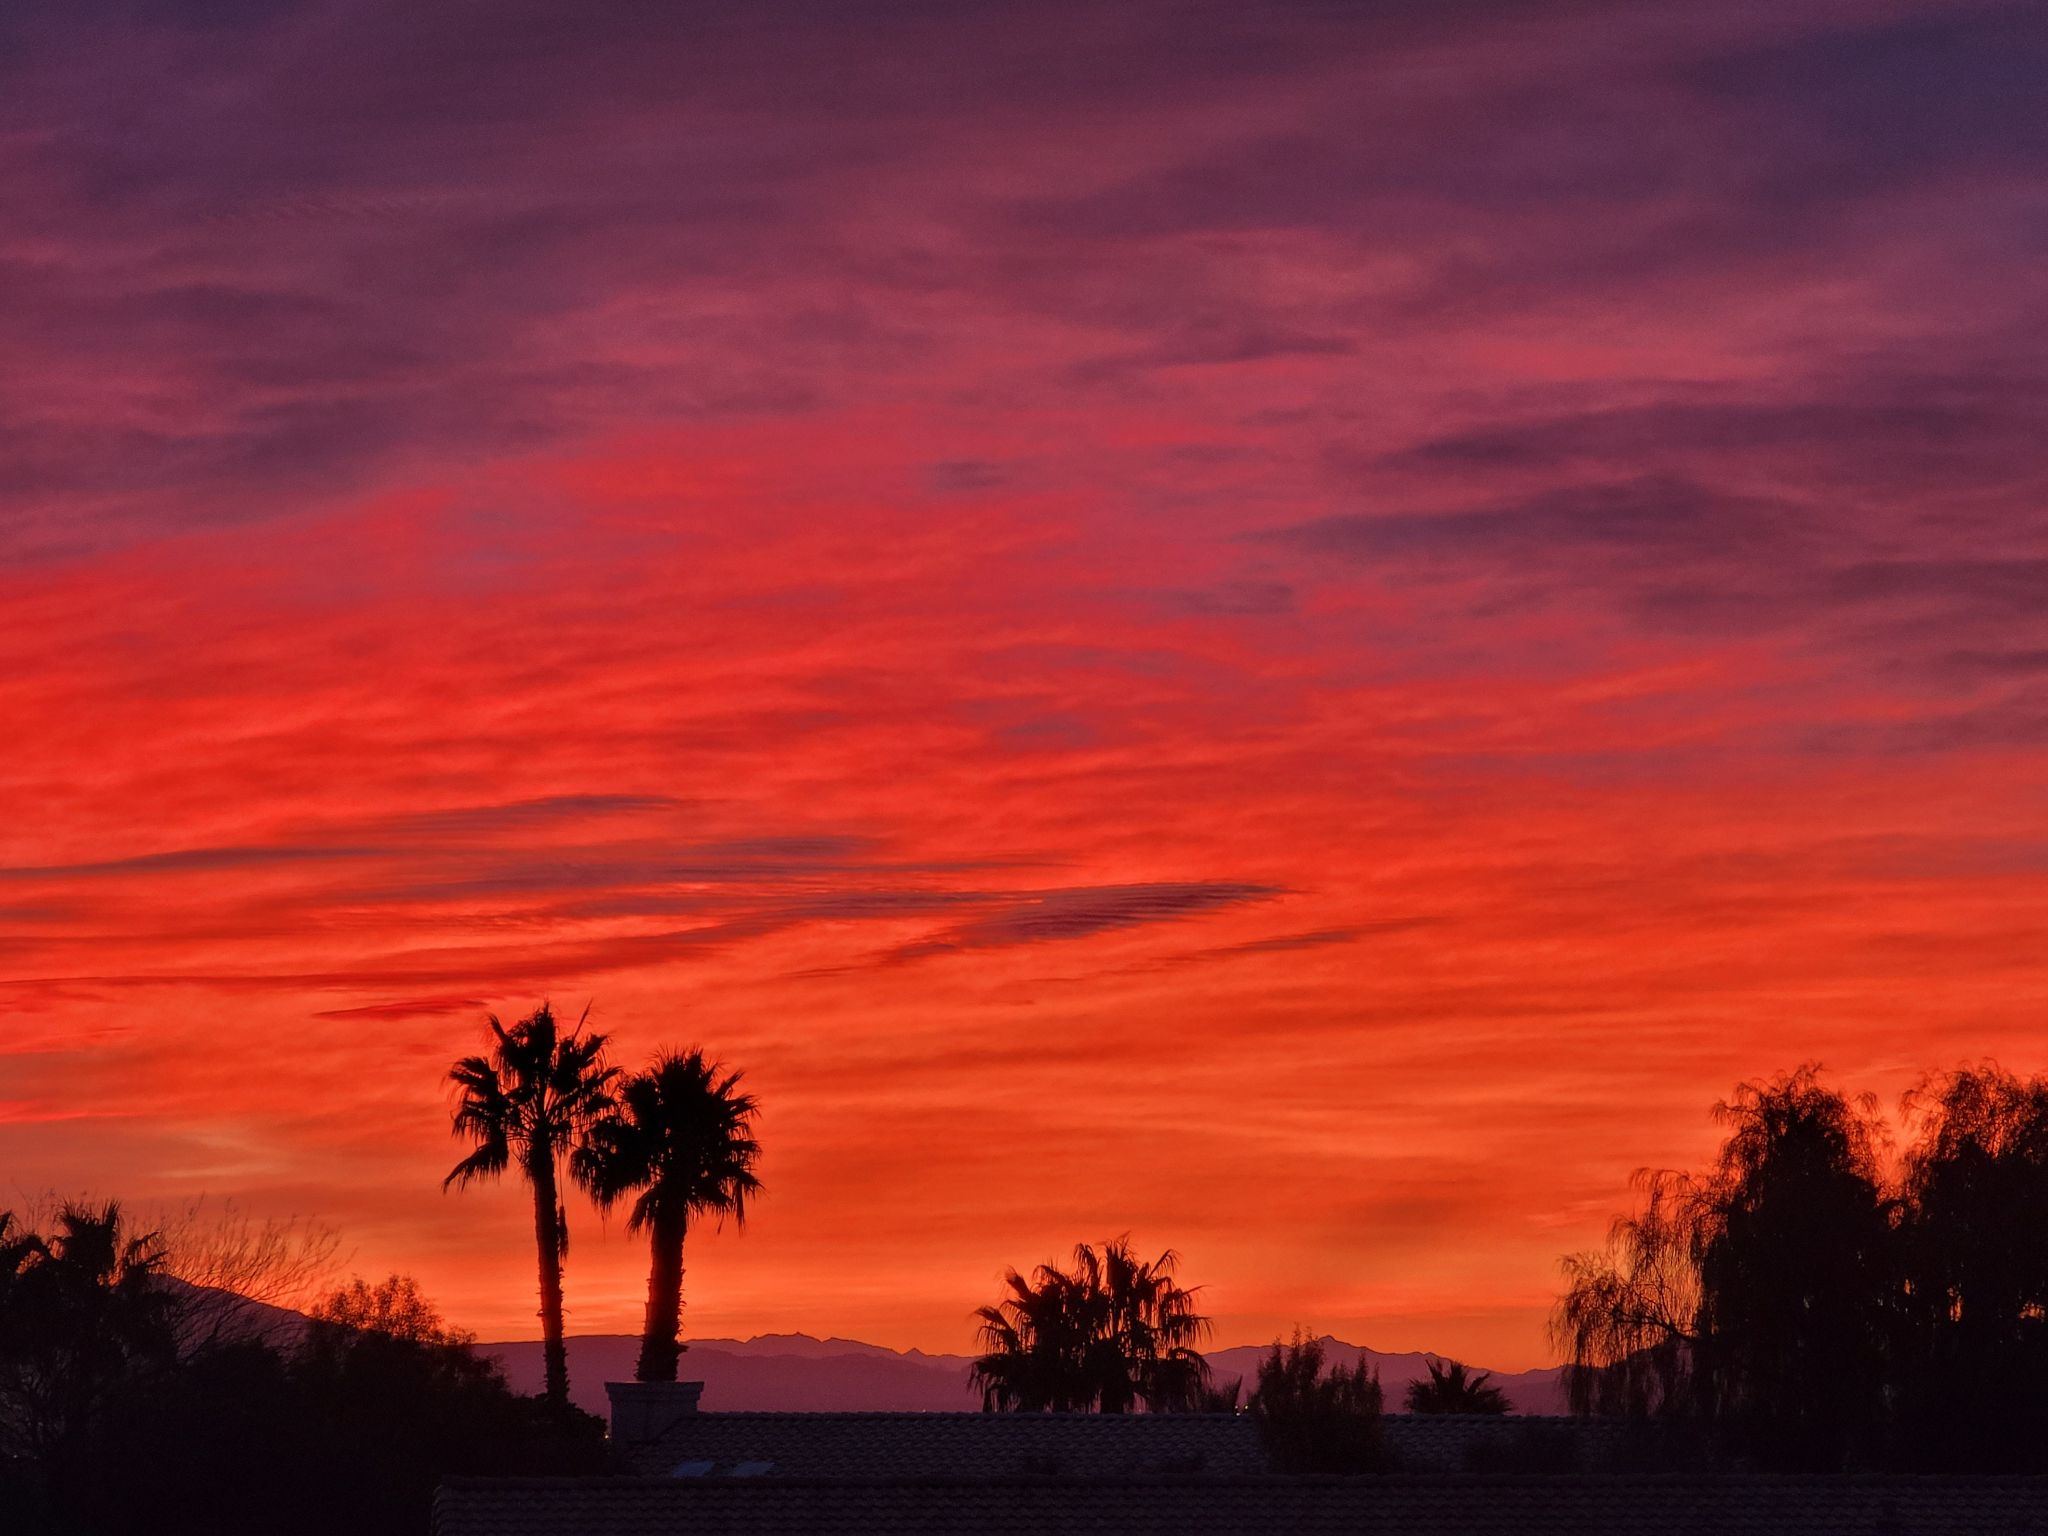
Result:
[478, 1332, 1568, 1418]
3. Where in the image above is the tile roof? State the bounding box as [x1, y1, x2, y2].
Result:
[436, 1473, 2048, 1536]
[607, 1409, 1267, 1478]
[1380, 1413, 1635, 1472]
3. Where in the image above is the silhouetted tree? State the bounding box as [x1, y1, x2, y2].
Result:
[1249, 1331, 1384, 1472]
[153, 1199, 339, 1354]
[1197, 1374, 1245, 1412]
[1405, 1355, 1509, 1414]
[307, 1273, 474, 1347]
[1552, 1169, 1703, 1419]
[973, 1253, 1093, 1411]
[0, 1212, 605, 1536]
[79, 1273, 604, 1536]
[444, 1003, 617, 1409]
[972, 1237, 1210, 1412]
[1091, 1239, 1210, 1412]
[1692, 1065, 1897, 1468]
[0, 1201, 178, 1467]
[578, 1048, 763, 1383]
[1895, 1064, 2048, 1470]
[1555, 1064, 1904, 1469]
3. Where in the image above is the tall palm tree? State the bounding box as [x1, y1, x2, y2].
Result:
[972, 1236, 1210, 1412]
[577, 1049, 762, 1383]
[1405, 1355, 1510, 1414]
[444, 1003, 616, 1409]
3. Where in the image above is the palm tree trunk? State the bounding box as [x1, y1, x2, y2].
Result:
[636, 1208, 688, 1383]
[530, 1151, 570, 1408]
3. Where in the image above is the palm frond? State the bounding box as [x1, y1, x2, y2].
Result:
[443, 1138, 509, 1191]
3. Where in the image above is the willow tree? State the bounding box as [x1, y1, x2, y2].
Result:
[1691, 1066, 1896, 1467]
[1551, 1168, 1703, 1419]
[1896, 1064, 2048, 1469]
[1554, 1065, 1898, 1469]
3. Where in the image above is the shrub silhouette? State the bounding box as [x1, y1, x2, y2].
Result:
[1248, 1331, 1384, 1472]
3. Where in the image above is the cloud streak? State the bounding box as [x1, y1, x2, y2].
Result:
[1, 0, 2044, 1371]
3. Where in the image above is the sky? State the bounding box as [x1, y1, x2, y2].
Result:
[1, 0, 2044, 1370]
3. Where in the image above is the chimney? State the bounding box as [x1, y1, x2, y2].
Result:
[606, 1380, 705, 1454]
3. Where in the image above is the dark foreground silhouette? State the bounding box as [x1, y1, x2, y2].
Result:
[8, 1056, 2048, 1536]
[444, 1005, 763, 1404]
[0, 1238, 601, 1536]
[477, 1330, 1570, 1417]
[1558, 1062, 2048, 1471]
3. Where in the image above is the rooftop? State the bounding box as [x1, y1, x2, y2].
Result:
[436, 1473, 2048, 1536]
[1379, 1413, 1639, 1472]
[606, 1408, 1267, 1478]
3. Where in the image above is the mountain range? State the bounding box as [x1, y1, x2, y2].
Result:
[478, 1333, 1569, 1418]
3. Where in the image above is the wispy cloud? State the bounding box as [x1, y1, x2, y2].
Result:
[882, 882, 1282, 963]
[2, 0, 2044, 1368]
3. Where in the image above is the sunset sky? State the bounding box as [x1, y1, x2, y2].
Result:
[2, 1, 2044, 1370]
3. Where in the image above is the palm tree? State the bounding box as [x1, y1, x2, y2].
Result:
[972, 1236, 1210, 1412]
[972, 1261, 1097, 1412]
[1405, 1355, 1511, 1414]
[444, 1003, 616, 1409]
[1089, 1239, 1211, 1412]
[578, 1048, 762, 1383]
[0, 1201, 179, 1460]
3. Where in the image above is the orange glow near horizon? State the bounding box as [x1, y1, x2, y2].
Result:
[3, 2, 2046, 1372]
